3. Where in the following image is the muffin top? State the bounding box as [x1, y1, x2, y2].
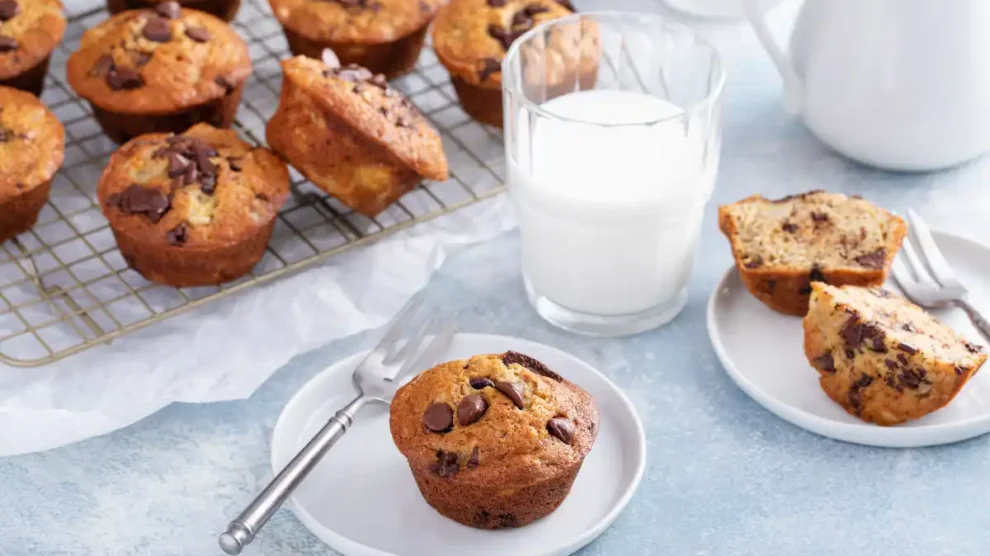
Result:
[65, 3, 251, 114]
[0, 85, 64, 203]
[390, 351, 599, 485]
[0, 0, 66, 80]
[280, 55, 448, 181]
[97, 123, 289, 249]
[432, 0, 579, 87]
[269, 0, 448, 44]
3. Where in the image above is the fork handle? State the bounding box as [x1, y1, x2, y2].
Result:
[956, 298, 990, 344]
[218, 395, 368, 555]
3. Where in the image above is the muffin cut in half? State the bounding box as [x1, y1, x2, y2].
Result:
[389, 351, 598, 529]
[719, 190, 908, 316]
[804, 283, 987, 426]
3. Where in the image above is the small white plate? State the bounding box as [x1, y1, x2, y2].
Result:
[708, 229, 990, 448]
[271, 333, 646, 556]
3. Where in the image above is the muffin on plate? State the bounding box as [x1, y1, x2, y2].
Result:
[97, 123, 289, 286]
[804, 283, 987, 425]
[432, 0, 597, 127]
[0, 0, 66, 96]
[390, 351, 599, 529]
[0, 85, 65, 243]
[66, 4, 251, 144]
[268, 0, 447, 78]
[266, 56, 448, 217]
[107, 0, 241, 22]
[718, 191, 908, 316]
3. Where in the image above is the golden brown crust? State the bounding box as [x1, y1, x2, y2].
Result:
[390, 351, 598, 528]
[106, 0, 242, 22]
[269, 0, 446, 45]
[0, 86, 64, 202]
[718, 191, 908, 316]
[266, 56, 448, 216]
[66, 8, 251, 115]
[0, 0, 65, 81]
[97, 123, 289, 286]
[803, 283, 988, 425]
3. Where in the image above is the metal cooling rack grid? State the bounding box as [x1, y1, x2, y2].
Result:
[0, 0, 507, 367]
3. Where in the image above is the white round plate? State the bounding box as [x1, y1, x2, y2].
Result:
[271, 333, 646, 556]
[708, 229, 990, 448]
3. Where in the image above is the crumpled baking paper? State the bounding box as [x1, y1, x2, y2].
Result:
[0, 196, 514, 456]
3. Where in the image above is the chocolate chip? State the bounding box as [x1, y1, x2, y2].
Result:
[166, 222, 188, 246]
[181, 160, 198, 186]
[143, 17, 172, 42]
[478, 57, 501, 81]
[898, 369, 924, 389]
[0, 36, 17, 52]
[897, 353, 909, 365]
[511, 10, 533, 28]
[955, 365, 967, 376]
[811, 211, 829, 223]
[470, 377, 494, 389]
[854, 248, 887, 270]
[847, 373, 873, 412]
[884, 359, 899, 371]
[0, 1, 19, 22]
[106, 68, 144, 90]
[89, 54, 115, 77]
[502, 351, 562, 382]
[199, 174, 216, 195]
[781, 222, 798, 233]
[457, 394, 488, 426]
[897, 342, 918, 355]
[494, 381, 524, 409]
[845, 348, 855, 360]
[167, 153, 191, 177]
[215, 75, 235, 93]
[227, 157, 242, 172]
[547, 417, 575, 444]
[423, 403, 453, 433]
[965, 341, 983, 354]
[155, 1, 181, 19]
[185, 27, 211, 43]
[467, 446, 480, 468]
[106, 184, 170, 223]
[133, 52, 152, 67]
[840, 316, 865, 349]
[871, 336, 887, 353]
[809, 265, 826, 284]
[195, 147, 216, 176]
[487, 24, 521, 50]
[429, 450, 459, 477]
[336, 64, 373, 82]
[813, 352, 835, 373]
[524, 4, 550, 15]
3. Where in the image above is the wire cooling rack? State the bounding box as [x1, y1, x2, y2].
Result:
[0, 0, 506, 367]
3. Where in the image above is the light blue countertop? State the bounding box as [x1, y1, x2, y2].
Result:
[5, 1, 990, 555]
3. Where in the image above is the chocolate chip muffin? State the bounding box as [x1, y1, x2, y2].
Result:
[390, 351, 598, 529]
[0, 0, 66, 96]
[107, 0, 241, 22]
[804, 283, 987, 426]
[266, 56, 448, 217]
[432, 0, 596, 127]
[268, 0, 447, 78]
[97, 123, 289, 286]
[65, 3, 251, 144]
[0, 85, 64, 243]
[719, 191, 908, 316]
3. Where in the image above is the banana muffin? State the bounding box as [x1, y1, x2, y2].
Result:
[107, 0, 241, 22]
[719, 191, 908, 316]
[0, 85, 64, 243]
[268, 0, 447, 78]
[432, 0, 596, 127]
[0, 0, 66, 96]
[266, 56, 448, 217]
[97, 123, 289, 286]
[804, 283, 987, 426]
[390, 351, 598, 529]
[66, 4, 251, 144]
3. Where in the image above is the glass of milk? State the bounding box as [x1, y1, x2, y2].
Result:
[503, 11, 725, 336]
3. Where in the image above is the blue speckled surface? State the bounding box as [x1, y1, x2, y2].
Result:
[4, 1, 990, 554]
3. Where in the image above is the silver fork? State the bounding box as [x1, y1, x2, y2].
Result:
[218, 293, 455, 555]
[891, 209, 990, 340]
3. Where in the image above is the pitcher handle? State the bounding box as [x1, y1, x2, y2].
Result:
[741, 0, 804, 114]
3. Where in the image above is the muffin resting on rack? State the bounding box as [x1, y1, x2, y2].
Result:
[390, 351, 598, 529]
[265, 55, 448, 217]
[268, 0, 447, 78]
[106, 0, 242, 23]
[65, 3, 251, 143]
[804, 283, 987, 425]
[0, 85, 65, 243]
[718, 190, 908, 316]
[97, 123, 289, 287]
[0, 0, 66, 96]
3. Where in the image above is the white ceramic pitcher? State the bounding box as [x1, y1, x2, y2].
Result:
[742, 0, 990, 171]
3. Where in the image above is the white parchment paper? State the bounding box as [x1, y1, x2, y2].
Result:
[0, 197, 514, 456]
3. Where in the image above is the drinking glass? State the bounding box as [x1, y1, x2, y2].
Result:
[503, 11, 725, 336]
